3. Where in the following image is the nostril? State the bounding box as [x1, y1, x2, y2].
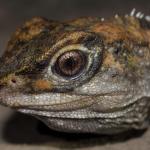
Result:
[11, 78, 17, 84]
[8, 75, 26, 88]
[9, 76, 20, 87]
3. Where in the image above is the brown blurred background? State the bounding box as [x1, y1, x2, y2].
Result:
[0, 0, 150, 150]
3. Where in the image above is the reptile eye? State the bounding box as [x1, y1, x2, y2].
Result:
[54, 50, 86, 77]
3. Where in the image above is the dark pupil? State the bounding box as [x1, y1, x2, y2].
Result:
[63, 57, 76, 71]
[55, 50, 85, 77]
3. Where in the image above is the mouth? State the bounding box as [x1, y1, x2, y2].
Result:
[18, 104, 134, 119]
[18, 95, 146, 120]
[0, 87, 144, 119]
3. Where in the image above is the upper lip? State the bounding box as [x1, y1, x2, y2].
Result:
[0, 87, 138, 114]
[18, 99, 137, 119]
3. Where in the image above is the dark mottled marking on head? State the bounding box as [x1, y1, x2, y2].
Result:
[82, 34, 104, 50]
[110, 40, 124, 55]
[138, 18, 150, 30]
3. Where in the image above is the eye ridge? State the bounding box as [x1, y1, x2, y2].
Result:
[54, 50, 86, 77]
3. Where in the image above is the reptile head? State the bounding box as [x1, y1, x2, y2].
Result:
[0, 17, 150, 134]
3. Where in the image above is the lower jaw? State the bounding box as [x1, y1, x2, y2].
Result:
[38, 117, 131, 134]
[36, 115, 149, 134]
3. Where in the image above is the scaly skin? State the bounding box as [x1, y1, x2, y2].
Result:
[0, 15, 150, 134]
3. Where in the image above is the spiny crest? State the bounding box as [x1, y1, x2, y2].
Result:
[130, 8, 150, 22]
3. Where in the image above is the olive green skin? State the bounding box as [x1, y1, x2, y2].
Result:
[0, 15, 150, 134]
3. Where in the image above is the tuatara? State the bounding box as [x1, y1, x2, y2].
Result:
[0, 10, 150, 134]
